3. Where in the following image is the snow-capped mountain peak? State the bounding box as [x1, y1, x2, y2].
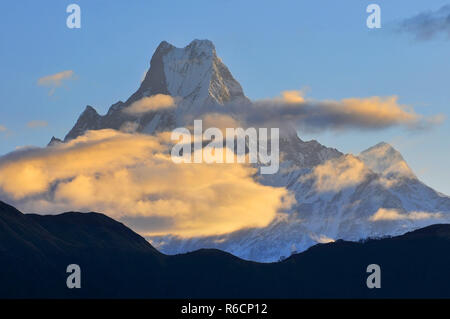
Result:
[138, 39, 247, 109]
[358, 142, 415, 179]
[64, 39, 248, 141]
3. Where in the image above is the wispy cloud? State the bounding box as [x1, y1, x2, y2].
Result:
[300, 155, 371, 193]
[396, 5, 450, 41]
[370, 208, 443, 221]
[123, 94, 176, 115]
[222, 91, 444, 133]
[27, 120, 48, 129]
[0, 125, 12, 139]
[309, 233, 335, 244]
[37, 70, 75, 95]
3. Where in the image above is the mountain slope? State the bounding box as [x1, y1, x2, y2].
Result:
[0, 201, 164, 298]
[2, 201, 450, 298]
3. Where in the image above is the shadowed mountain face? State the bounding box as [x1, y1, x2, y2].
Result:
[0, 201, 164, 298]
[1, 201, 450, 299]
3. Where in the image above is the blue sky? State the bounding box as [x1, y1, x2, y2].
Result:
[0, 0, 449, 194]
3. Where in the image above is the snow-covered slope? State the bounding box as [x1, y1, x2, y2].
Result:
[162, 40, 247, 115]
[150, 140, 450, 262]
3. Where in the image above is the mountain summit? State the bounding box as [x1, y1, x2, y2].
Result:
[136, 39, 247, 107]
[359, 142, 415, 179]
[64, 39, 248, 141]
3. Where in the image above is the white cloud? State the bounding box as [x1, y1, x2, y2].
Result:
[369, 208, 443, 221]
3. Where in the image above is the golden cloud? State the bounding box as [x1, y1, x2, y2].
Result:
[250, 91, 444, 131]
[201, 113, 242, 133]
[37, 70, 75, 96]
[123, 94, 176, 115]
[27, 120, 48, 129]
[0, 129, 293, 238]
[37, 70, 74, 87]
[279, 90, 306, 104]
[309, 233, 335, 244]
[335, 96, 419, 128]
